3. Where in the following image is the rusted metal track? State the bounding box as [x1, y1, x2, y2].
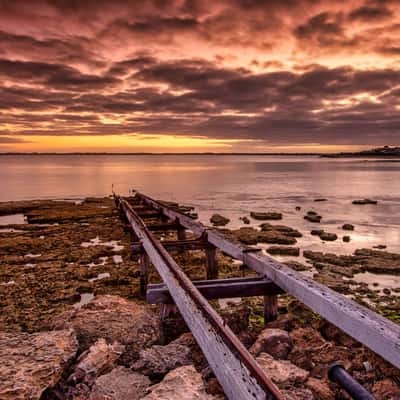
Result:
[132, 191, 400, 370]
[115, 195, 284, 400]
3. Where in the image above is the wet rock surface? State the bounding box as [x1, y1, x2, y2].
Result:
[210, 214, 230, 226]
[0, 329, 78, 400]
[267, 246, 300, 256]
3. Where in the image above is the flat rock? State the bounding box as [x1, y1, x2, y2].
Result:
[267, 246, 300, 256]
[51, 295, 159, 359]
[89, 366, 150, 400]
[141, 365, 218, 399]
[352, 199, 378, 205]
[250, 328, 293, 359]
[131, 336, 192, 377]
[256, 352, 309, 385]
[250, 211, 282, 220]
[0, 329, 78, 400]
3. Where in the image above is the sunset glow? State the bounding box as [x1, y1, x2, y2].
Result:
[0, 0, 399, 152]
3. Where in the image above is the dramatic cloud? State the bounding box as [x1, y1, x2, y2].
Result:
[0, 0, 399, 151]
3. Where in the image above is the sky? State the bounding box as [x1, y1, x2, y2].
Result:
[0, 0, 399, 153]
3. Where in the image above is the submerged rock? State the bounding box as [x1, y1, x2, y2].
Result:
[267, 246, 300, 256]
[250, 211, 282, 220]
[0, 329, 78, 400]
[210, 214, 230, 226]
[260, 223, 302, 237]
[89, 366, 150, 400]
[314, 198, 327, 202]
[343, 235, 351, 242]
[342, 224, 354, 231]
[51, 295, 159, 360]
[141, 365, 217, 400]
[304, 211, 322, 223]
[239, 216, 250, 224]
[319, 232, 338, 241]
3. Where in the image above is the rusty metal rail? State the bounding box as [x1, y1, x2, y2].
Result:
[115, 194, 284, 400]
[132, 191, 400, 371]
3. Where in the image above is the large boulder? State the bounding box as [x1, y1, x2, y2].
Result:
[89, 366, 150, 400]
[250, 328, 293, 359]
[0, 329, 78, 400]
[141, 365, 218, 399]
[51, 295, 159, 360]
[132, 336, 192, 377]
[256, 353, 309, 385]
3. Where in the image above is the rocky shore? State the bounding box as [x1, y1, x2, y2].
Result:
[0, 197, 399, 399]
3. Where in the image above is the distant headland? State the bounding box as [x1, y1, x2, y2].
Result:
[321, 146, 400, 158]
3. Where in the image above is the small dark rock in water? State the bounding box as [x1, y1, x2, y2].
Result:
[343, 236, 351, 242]
[342, 224, 354, 231]
[373, 244, 387, 249]
[295, 206, 301, 211]
[304, 211, 322, 223]
[267, 246, 300, 256]
[319, 232, 338, 241]
[314, 198, 327, 202]
[352, 199, 378, 205]
[260, 223, 302, 237]
[311, 229, 324, 236]
[210, 213, 230, 226]
[250, 211, 282, 220]
[383, 288, 391, 295]
[239, 216, 250, 224]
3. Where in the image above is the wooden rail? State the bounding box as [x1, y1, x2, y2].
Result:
[115, 195, 284, 400]
[133, 191, 400, 370]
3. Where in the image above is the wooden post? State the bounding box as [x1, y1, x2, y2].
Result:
[263, 295, 278, 324]
[206, 245, 218, 279]
[159, 303, 178, 345]
[177, 223, 186, 253]
[140, 253, 150, 297]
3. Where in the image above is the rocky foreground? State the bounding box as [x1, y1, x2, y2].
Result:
[0, 197, 399, 399]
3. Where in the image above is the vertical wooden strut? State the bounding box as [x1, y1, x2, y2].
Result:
[206, 245, 218, 279]
[139, 252, 150, 297]
[176, 218, 186, 254]
[263, 295, 278, 324]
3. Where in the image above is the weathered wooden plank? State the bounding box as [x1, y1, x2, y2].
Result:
[135, 192, 400, 369]
[139, 252, 150, 297]
[206, 245, 218, 279]
[119, 197, 283, 400]
[147, 276, 283, 304]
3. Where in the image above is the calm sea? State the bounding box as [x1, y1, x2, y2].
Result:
[1, 154, 400, 258]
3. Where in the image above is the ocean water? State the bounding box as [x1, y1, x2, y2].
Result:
[1, 154, 400, 258]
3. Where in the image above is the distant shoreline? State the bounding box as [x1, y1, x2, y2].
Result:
[0, 152, 323, 156]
